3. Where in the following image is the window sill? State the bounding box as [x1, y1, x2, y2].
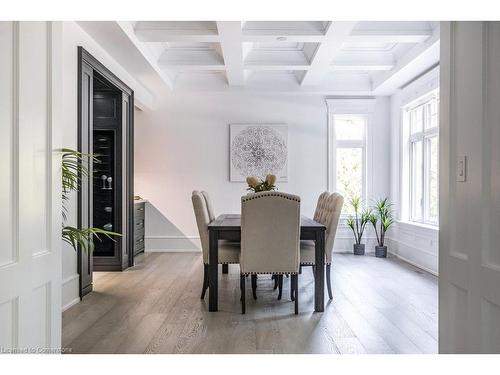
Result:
[397, 220, 439, 232]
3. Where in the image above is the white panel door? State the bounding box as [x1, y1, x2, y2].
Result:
[440, 21, 500, 353]
[0, 21, 62, 353]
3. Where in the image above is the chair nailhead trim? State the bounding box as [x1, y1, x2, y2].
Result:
[242, 192, 300, 202]
[204, 262, 239, 265]
[242, 272, 298, 275]
[299, 262, 332, 266]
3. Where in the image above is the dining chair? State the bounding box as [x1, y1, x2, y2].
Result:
[240, 191, 301, 314]
[192, 191, 240, 299]
[201, 190, 215, 222]
[200, 190, 230, 274]
[299, 192, 344, 300]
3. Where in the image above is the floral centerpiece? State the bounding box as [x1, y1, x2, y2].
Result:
[246, 174, 277, 193]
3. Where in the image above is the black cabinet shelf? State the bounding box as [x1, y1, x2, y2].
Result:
[92, 129, 119, 258]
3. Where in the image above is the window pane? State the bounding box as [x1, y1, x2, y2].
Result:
[426, 99, 439, 130]
[411, 141, 423, 221]
[410, 106, 424, 134]
[335, 116, 365, 141]
[428, 136, 439, 222]
[336, 147, 363, 214]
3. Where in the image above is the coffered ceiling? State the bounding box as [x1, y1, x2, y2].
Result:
[78, 21, 440, 97]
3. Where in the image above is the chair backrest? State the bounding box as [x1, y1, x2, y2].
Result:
[192, 190, 210, 263]
[313, 192, 344, 264]
[240, 192, 300, 274]
[313, 191, 332, 222]
[201, 190, 216, 222]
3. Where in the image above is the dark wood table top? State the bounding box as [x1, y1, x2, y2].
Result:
[208, 214, 325, 231]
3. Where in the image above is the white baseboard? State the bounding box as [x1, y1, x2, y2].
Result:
[385, 237, 438, 276]
[62, 274, 80, 311]
[145, 248, 201, 253]
[389, 250, 438, 276]
[145, 235, 201, 252]
[62, 297, 80, 312]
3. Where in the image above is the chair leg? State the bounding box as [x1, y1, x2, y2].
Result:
[200, 264, 209, 299]
[251, 274, 257, 300]
[312, 265, 316, 275]
[272, 274, 278, 290]
[222, 264, 229, 274]
[277, 275, 283, 300]
[299, 265, 302, 274]
[292, 274, 298, 315]
[290, 275, 295, 301]
[326, 264, 333, 300]
[240, 275, 246, 314]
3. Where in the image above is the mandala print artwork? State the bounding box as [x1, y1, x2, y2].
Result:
[230, 124, 288, 182]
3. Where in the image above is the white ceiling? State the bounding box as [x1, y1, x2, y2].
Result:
[78, 21, 440, 98]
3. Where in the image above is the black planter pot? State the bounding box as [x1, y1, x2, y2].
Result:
[353, 243, 365, 255]
[375, 245, 387, 258]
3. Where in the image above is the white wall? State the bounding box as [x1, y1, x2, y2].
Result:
[387, 66, 440, 275]
[134, 92, 390, 253]
[60, 21, 155, 311]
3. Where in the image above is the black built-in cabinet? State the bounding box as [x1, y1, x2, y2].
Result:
[78, 47, 135, 298]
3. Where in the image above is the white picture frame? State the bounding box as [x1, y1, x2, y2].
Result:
[229, 123, 288, 182]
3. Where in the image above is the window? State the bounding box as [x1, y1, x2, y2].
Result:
[333, 115, 367, 214]
[405, 91, 439, 225]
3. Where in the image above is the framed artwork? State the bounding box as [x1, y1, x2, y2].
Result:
[229, 123, 288, 182]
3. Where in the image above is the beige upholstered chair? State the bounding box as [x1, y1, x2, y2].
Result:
[201, 190, 215, 222]
[192, 191, 240, 299]
[300, 192, 344, 299]
[240, 191, 301, 314]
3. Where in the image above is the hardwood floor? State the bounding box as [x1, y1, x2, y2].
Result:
[62, 252, 438, 354]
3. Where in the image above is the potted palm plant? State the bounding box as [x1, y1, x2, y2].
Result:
[368, 197, 395, 258]
[346, 196, 371, 255]
[61, 148, 120, 252]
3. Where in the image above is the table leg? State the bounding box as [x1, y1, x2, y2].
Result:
[314, 230, 325, 312]
[209, 229, 219, 312]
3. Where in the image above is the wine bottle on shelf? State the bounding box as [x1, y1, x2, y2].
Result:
[103, 223, 113, 231]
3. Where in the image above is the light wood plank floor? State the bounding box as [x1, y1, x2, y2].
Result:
[62, 252, 438, 354]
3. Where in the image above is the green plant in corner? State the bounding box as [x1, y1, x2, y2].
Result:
[346, 196, 371, 245]
[369, 197, 395, 247]
[61, 148, 121, 252]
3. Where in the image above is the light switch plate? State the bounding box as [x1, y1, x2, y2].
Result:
[457, 155, 466, 182]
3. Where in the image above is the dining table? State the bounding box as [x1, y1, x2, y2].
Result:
[207, 214, 326, 312]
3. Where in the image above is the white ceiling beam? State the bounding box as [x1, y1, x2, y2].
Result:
[371, 26, 440, 95]
[116, 21, 174, 91]
[216, 21, 245, 86]
[134, 21, 219, 42]
[135, 31, 220, 43]
[300, 22, 357, 86]
[347, 29, 433, 44]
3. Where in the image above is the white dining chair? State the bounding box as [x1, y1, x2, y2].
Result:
[192, 191, 240, 299]
[240, 191, 301, 314]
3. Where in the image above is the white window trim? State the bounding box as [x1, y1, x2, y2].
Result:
[326, 98, 375, 216]
[401, 90, 439, 226]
